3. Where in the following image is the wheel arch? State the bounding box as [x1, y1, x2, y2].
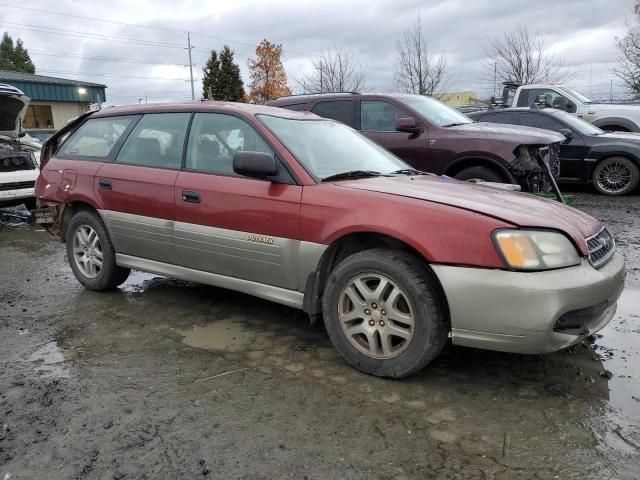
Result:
[303, 231, 449, 323]
[59, 200, 101, 243]
[444, 156, 515, 183]
[591, 117, 639, 132]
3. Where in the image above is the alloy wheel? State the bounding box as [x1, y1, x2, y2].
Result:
[596, 161, 633, 194]
[338, 273, 415, 359]
[72, 224, 103, 278]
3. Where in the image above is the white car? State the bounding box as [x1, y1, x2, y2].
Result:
[0, 84, 41, 210]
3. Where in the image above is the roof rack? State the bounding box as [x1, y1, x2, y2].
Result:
[274, 91, 360, 100]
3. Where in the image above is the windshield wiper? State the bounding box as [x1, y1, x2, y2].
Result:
[441, 122, 469, 127]
[389, 168, 426, 176]
[321, 170, 382, 182]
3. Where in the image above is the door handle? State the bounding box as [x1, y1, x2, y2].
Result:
[182, 190, 201, 203]
[98, 178, 112, 190]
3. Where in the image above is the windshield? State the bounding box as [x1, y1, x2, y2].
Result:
[258, 115, 408, 180]
[397, 95, 473, 127]
[550, 110, 603, 135]
[558, 86, 593, 104]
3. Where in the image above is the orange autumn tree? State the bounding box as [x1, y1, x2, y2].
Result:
[247, 39, 292, 103]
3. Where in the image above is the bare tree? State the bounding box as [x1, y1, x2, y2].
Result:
[297, 47, 367, 93]
[393, 16, 449, 97]
[617, 20, 640, 98]
[487, 26, 568, 85]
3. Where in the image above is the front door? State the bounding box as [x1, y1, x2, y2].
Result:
[358, 99, 429, 169]
[174, 112, 303, 290]
[95, 112, 191, 263]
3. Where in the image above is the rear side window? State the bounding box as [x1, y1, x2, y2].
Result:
[185, 113, 273, 175]
[476, 112, 515, 124]
[311, 100, 355, 127]
[115, 113, 190, 169]
[360, 100, 407, 131]
[58, 116, 134, 158]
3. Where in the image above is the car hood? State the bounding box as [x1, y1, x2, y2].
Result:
[599, 130, 640, 142]
[451, 122, 565, 144]
[0, 88, 29, 138]
[338, 175, 602, 255]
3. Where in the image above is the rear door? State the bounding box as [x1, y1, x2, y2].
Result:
[357, 99, 429, 169]
[174, 112, 303, 290]
[94, 112, 190, 263]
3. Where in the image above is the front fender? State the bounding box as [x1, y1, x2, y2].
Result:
[592, 117, 640, 132]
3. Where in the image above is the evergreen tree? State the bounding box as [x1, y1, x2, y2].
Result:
[202, 49, 220, 99]
[216, 46, 244, 102]
[201, 46, 244, 101]
[0, 32, 35, 73]
[13, 39, 35, 74]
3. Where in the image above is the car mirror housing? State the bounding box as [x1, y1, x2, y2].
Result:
[559, 128, 574, 142]
[395, 117, 422, 134]
[233, 151, 278, 179]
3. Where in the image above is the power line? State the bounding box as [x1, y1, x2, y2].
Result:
[28, 50, 188, 67]
[0, 2, 313, 56]
[36, 69, 190, 81]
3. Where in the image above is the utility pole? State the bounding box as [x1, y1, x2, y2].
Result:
[187, 32, 195, 100]
[320, 69, 323, 93]
[589, 64, 593, 98]
[610, 79, 613, 103]
[493, 61, 497, 98]
[208, 86, 213, 100]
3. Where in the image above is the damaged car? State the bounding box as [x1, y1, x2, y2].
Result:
[0, 83, 41, 210]
[267, 93, 564, 193]
[34, 102, 625, 378]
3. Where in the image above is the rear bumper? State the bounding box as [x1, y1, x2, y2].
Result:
[431, 252, 625, 354]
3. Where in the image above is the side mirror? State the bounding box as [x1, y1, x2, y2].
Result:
[395, 117, 422, 134]
[559, 128, 574, 142]
[233, 151, 277, 179]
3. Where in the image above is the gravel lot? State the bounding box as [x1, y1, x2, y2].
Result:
[1, 192, 639, 480]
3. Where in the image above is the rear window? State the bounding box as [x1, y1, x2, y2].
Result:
[58, 116, 134, 158]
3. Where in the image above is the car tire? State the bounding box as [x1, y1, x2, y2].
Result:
[592, 157, 640, 196]
[23, 198, 36, 211]
[454, 166, 504, 183]
[65, 210, 130, 290]
[322, 248, 448, 378]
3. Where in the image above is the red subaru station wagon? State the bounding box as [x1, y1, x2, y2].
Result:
[34, 102, 625, 378]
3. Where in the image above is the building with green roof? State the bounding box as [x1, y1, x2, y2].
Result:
[0, 69, 107, 131]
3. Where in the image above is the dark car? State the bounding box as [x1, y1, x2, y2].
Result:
[468, 107, 640, 196]
[266, 93, 564, 193]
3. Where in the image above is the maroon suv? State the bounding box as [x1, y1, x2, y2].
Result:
[267, 93, 564, 192]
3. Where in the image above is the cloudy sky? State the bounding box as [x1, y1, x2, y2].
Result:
[0, 0, 635, 105]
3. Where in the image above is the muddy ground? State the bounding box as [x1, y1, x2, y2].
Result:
[1, 192, 639, 480]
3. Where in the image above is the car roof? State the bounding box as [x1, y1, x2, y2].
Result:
[91, 100, 321, 119]
[472, 107, 564, 115]
[267, 92, 423, 106]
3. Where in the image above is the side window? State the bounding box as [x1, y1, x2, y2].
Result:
[185, 113, 274, 175]
[58, 116, 134, 158]
[282, 103, 307, 111]
[519, 113, 566, 132]
[476, 112, 515, 124]
[522, 89, 568, 109]
[115, 113, 190, 169]
[360, 101, 407, 132]
[311, 100, 355, 127]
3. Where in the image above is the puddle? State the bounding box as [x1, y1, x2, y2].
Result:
[119, 270, 163, 293]
[27, 341, 70, 379]
[180, 318, 275, 353]
[597, 288, 640, 413]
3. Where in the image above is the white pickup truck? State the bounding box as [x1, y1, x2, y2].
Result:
[502, 83, 640, 132]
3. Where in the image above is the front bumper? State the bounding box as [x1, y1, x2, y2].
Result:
[431, 252, 625, 354]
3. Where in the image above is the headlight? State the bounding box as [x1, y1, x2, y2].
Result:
[493, 230, 581, 271]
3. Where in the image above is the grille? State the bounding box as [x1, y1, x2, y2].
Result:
[0, 181, 35, 192]
[586, 228, 616, 269]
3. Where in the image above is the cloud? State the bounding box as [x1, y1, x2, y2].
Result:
[0, 0, 634, 103]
